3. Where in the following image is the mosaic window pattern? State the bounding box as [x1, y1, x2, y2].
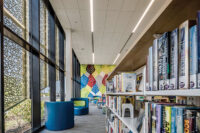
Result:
[4, 16, 23, 37]
[4, 37, 26, 110]
[40, 0, 48, 55]
[4, 37, 31, 133]
[4, 0, 24, 23]
[3, 0, 25, 38]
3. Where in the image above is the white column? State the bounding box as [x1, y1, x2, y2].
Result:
[65, 29, 73, 101]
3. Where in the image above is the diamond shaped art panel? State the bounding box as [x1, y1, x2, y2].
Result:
[88, 74, 96, 88]
[86, 65, 95, 74]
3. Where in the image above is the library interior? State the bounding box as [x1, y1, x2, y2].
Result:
[1, 0, 200, 133]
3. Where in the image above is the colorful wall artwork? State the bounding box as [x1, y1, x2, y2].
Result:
[81, 65, 115, 98]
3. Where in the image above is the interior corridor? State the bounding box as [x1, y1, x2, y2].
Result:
[40, 104, 105, 133]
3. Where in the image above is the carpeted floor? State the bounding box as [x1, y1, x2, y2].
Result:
[40, 104, 106, 133]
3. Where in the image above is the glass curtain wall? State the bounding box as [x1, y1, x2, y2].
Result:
[72, 50, 81, 98]
[0, 0, 66, 132]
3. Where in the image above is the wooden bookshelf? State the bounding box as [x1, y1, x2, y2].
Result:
[107, 0, 200, 80]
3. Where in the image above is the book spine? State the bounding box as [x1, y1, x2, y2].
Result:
[179, 21, 190, 89]
[156, 105, 162, 133]
[184, 110, 196, 133]
[189, 25, 198, 89]
[165, 106, 171, 133]
[153, 39, 159, 91]
[197, 11, 200, 88]
[158, 36, 164, 90]
[146, 56, 150, 91]
[149, 47, 153, 91]
[152, 103, 156, 133]
[176, 108, 184, 133]
[171, 107, 177, 133]
[170, 28, 179, 90]
[196, 112, 200, 132]
[163, 32, 170, 90]
[162, 105, 166, 133]
[145, 102, 149, 133]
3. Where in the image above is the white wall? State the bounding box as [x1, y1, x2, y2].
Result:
[65, 29, 73, 101]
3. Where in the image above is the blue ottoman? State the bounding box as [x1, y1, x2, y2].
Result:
[45, 101, 74, 131]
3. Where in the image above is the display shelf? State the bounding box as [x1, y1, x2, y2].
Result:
[107, 106, 138, 133]
[145, 89, 200, 96]
[107, 0, 200, 80]
[106, 92, 144, 96]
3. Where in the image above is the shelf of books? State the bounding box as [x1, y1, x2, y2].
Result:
[105, 1, 200, 132]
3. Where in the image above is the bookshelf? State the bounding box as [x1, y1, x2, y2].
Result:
[107, 106, 138, 133]
[107, 0, 200, 81]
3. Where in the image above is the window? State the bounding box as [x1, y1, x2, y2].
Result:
[4, 37, 31, 133]
[1, 0, 66, 132]
[72, 50, 81, 98]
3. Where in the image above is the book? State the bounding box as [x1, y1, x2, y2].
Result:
[179, 20, 196, 89]
[184, 110, 196, 133]
[158, 36, 164, 90]
[170, 28, 179, 90]
[177, 107, 184, 133]
[162, 32, 170, 90]
[146, 55, 150, 91]
[171, 107, 177, 133]
[164, 106, 171, 133]
[197, 11, 200, 88]
[121, 73, 136, 92]
[156, 104, 162, 133]
[189, 25, 198, 89]
[196, 111, 200, 132]
[153, 39, 159, 91]
[149, 46, 153, 91]
[151, 103, 156, 133]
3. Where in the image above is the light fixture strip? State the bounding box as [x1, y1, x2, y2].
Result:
[92, 53, 95, 64]
[132, 0, 155, 33]
[113, 53, 120, 64]
[90, 0, 94, 32]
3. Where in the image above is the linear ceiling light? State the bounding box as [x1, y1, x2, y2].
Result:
[92, 53, 95, 64]
[113, 53, 120, 64]
[90, 0, 94, 32]
[132, 0, 155, 33]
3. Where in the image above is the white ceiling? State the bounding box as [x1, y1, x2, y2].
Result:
[50, 0, 171, 65]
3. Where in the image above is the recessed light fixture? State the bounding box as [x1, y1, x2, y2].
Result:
[132, 0, 155, 33]
[90, 0, 94, 32]
[113, 53, 120, 64]
[92, 53, 95, 64]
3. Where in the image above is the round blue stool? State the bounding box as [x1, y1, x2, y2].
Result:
[45, 101, 74, 131]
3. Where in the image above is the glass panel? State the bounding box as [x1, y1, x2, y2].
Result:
[56, 69, 60, 101]
[40, 0, 48, 56]
[4, 0, 26, 38]
[4, 37, 31, 132]
[40, 60, 49, 125]
[55, 25, 59, 66]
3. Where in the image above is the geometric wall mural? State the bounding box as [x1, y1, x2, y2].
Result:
[81, 65, 115, 98]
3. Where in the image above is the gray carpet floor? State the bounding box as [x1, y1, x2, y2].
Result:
[40, 104, 106, 133]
